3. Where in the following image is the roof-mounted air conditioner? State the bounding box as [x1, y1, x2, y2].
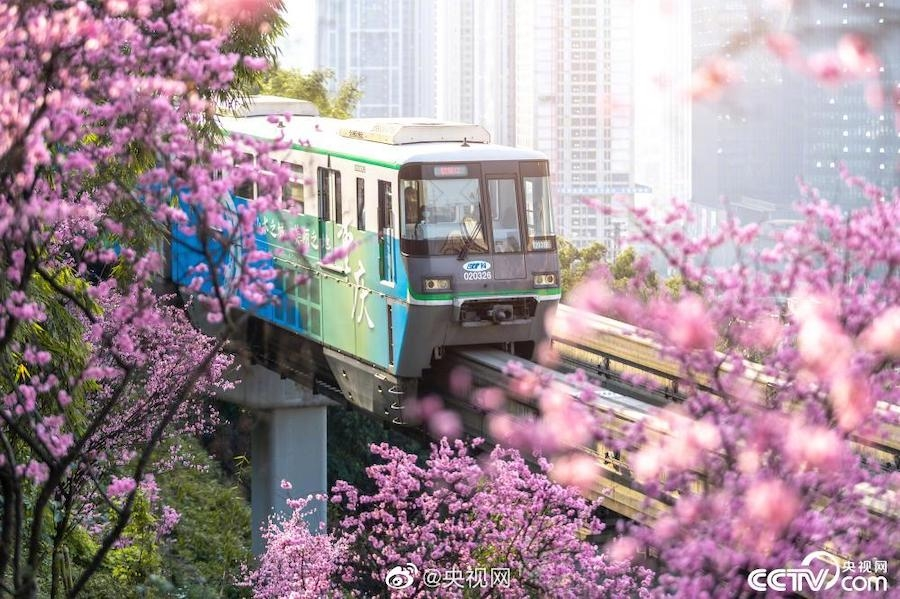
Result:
[339, 118, 491, 145]
[221, 95, 320, 118]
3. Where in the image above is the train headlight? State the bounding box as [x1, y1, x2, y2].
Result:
[423, 276, 452, 292]
[533, 272, 558, 288]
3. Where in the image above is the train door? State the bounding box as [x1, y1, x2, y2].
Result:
[378, 180, 396, 283]
[317, 167, 342, 265]
[484, 174, 526, 280]
[316, 167, 331, 259]
[318, 165, 355, 354]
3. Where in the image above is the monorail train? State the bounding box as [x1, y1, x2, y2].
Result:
[170, 95, 560, 416]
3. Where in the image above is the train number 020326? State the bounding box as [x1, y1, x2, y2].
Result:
[463, 271, 493, 281]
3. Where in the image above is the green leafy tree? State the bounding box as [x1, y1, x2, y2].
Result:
[258, 68, 363, 118]
[155, 440, 252, 599]
[58, 439, 253, 598]
[0, 2, 286, 595]
[559, 240, 677, 300]
[558, 238, 608, 296]
[220, 1, 288, 107]
[610, 246, 659, 297]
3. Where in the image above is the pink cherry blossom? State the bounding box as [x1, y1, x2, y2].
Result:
[550, 452, 602, 494]
[427, 409, 462, 439]
[766, 32, 798, 61]
[785, 424, 844, 472]
[488, 166, 899, 596]
[665, 295, 716, 351]
[0, 1, 285, 594]
[829, 372, 874, 431]
[837, 33, 881, 77]
[859, 306, 900, 359]
[631, 446, 663, 484]
[807, 51, 846, 86]
[157, 505, 181, 539]
[250, 439, 653, 596]
[106, 476, 137, 498]
[688, 58, 739, 102]
[744, 479, 800, 533]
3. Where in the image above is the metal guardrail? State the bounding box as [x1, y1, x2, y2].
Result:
[442, 321, 897, 524]
[550, 304, 900, 470]
[442, 347, 667, 521]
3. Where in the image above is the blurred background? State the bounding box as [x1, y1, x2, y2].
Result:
[279, 0, 899, 264]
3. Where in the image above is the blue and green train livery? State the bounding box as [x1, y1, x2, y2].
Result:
[171, 96, 560, 416]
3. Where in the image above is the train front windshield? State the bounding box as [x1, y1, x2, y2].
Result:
[399, 161, 555, 256]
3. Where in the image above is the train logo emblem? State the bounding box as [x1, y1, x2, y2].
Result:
[463, 260, 491, 272]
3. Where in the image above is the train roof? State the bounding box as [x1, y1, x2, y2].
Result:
[218, 96, 547, 168]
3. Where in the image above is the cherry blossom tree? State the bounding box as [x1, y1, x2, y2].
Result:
[479, 2, 900, 593]
[240, 494, 347, 599]
[474, 172, 898, 596]
[609, 174, 899, 596]
[244, 179, 897, 598]
[249, 438, 652, 598]
[0, 1, 296, 596]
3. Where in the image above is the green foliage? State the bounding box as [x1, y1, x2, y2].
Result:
[106, 496, 163, 587]
[0, 268, 98, 446]
[70, 495, 164, 598]
[0, 268, 93, 382]
[558, 239, 682, 301]
[610, 246, 659, 297]
[155, 439, 252, 599]
[257, 68, 363, 118]
[55, 440, 252, 598]
[558, 238, 607, 296]
[665, 274, 685, 298]
[610, 246, 638, 283]
[219, 1, 288, 108]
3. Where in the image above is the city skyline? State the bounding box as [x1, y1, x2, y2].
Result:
[279, 0, 899, 251]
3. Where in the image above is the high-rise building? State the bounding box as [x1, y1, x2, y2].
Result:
[278, 0, 318, 72]
[316, 0, 435, 117]
[691, 0, 898, 223]
[435, 1, 517, 144]
[633, 0, 692, 216]
[794, 1, 899, 203]
[317, 0, 642, 253]
[516, 0, 638, 253]
[691, 1, 804, 214]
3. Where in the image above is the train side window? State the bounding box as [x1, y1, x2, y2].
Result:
[283, 163, 304, 213]
[234, 153, 256, 199]
[333, 170, 342, 225]
[378, 180, 395, 282]
[356, 177, 366, 231]
[317, 167, 330, 221]
[378, 180, 392, 232]
[522, 161, 556, 251]
[487, 177, 523, 253]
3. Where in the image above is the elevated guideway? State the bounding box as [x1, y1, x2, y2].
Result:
[438, 347, 668, 520]
[210, 304, 897, 549]
[440, 342, 896, 524]
[550, 304, 900, 470]
[438, 345, 895, 523]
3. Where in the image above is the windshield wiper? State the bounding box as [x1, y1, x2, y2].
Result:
[457, 219, 483, 261]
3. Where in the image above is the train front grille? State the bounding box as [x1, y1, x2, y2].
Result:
[458, 297, 537, 323]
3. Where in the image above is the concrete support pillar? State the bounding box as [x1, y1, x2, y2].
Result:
[218, 364, 334, 555]
[250, 405, 328, 555]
